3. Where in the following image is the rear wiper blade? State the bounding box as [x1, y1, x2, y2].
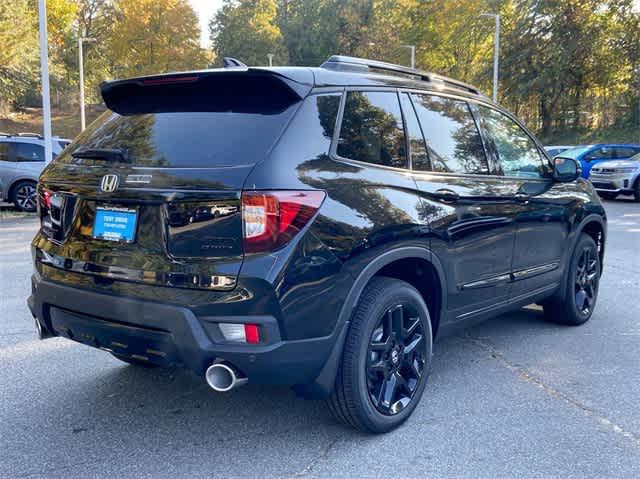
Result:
[71, 148, 130, 162]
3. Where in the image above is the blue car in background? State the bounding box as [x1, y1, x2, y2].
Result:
[554, 144, 640, 178]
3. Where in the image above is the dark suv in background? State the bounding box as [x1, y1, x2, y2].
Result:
[29, 56, 606, 433]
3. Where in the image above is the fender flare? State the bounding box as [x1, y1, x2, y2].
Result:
[295, 246, 447, 399]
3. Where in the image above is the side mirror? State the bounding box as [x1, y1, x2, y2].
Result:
[552, 157, 581, 182]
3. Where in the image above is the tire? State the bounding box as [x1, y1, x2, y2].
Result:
[327, 277, 433, 433]
[544, 234, 601, 326]
[11, 181, 37, 212]
[633, 178, 640, 202]
[111, 353, 157, 368]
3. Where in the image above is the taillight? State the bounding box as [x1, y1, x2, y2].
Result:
[241, 190, 325, 253]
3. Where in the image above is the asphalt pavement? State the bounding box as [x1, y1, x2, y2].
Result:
[1, 198, 639, 478]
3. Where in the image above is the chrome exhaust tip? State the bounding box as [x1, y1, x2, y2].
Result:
[205, 362, 247, 392]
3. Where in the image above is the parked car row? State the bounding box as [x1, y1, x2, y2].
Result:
[0, 133, 71, 211]
[545, 143, 640, 201]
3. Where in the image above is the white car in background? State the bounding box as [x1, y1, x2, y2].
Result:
[589, 154, 640, 201]
[0, 133, 71, 211]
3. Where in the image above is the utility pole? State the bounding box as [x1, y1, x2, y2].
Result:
[37, 0, 52, 164]
[481, 13, 500, 103]
[401, 45, 416, 69]
[78, 36, 96, 131]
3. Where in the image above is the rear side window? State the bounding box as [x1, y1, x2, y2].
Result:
[614, 147, 639, 159]
[585, 147, 612, 161]
[411, 94, 488, 174]
[0, 142, 9, 161]
[14, 143, 44, 162]
[337, 91, 407, 168]
[478, 105, 546, 178]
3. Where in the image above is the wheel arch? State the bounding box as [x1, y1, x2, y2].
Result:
[295, 246, 446, 399]
[557, 213, 606, 300]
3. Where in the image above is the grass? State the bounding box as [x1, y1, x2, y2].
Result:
[0, 107, 103, 140]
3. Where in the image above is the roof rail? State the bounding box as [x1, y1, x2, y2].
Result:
[320, 55, 482, 97]
[17, 132, 44, 139]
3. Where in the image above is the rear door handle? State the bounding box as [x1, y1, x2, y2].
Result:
[432, 189, 459, 202]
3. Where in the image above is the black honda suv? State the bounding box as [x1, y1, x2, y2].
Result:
[29, 56, 606, 433]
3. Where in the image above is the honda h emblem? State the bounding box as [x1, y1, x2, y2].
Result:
[100, 174, 120, 193]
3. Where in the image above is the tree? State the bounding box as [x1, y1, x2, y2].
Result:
[210, 0, 287, 66]
[109, 0, 208, 78]
[0, 0, 38, 112]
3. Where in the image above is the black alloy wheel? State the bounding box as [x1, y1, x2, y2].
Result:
[366, 303, 426, 415]
[574, 244, 600, 319]
[327, 277, 432, 433]
[543, 233, 601, 326]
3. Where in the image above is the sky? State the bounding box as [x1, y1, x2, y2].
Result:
[188, 0, 223, 48]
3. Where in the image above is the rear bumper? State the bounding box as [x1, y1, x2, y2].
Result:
[28, 273, 344, 387]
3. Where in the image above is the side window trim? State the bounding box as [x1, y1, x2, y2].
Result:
[467, 101, 498, 175]
[329, 88, 347, 160]
[396, 89, 412, 170]
[404, 92, 432, 171]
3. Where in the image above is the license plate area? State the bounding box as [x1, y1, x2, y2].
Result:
[92, 206, 138, 243]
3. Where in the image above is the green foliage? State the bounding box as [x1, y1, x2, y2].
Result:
[210, 0, 287, 66]
[110, 0, 208, 77]
[0, 0, 38, 111]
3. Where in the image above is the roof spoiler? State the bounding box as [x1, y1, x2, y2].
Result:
[100, 68, 312, 115]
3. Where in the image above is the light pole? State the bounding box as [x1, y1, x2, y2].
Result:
[480, 13, 500, 103]
[78, 36, 96, 131]
[37, 0, 52, 164]
[400, 44, 415, 69]
[267, 53, 274, 67]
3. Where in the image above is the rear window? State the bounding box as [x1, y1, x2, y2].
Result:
[61, 74, 301, 168]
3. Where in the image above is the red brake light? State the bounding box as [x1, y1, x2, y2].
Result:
[244, 324, 260, 344]
[241, 190, 325, 253]
[42, 189, 51, 209]
[141, 75, 199, 86]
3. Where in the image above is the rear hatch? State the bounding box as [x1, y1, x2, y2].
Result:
[35, 68, 310, 291]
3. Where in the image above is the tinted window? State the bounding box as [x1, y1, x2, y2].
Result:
[478, 105, 546, 178]
[614, 147, 638, 159]
[337, 91, 407, 168]
[399, 93, 428, 170]
[61, 107, 298, 168]
[411, 94, 488, 174]
[585, 147, 612, 161]
[0, 142, 9, 161]
[14, 142, 44, 162]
